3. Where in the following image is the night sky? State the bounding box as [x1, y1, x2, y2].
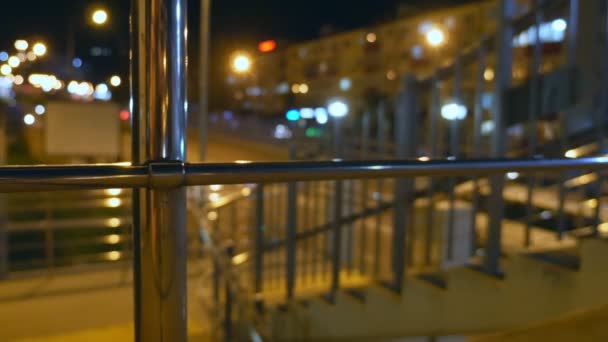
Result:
[0, 0, 408, 46]
[0, 0, 472, 106]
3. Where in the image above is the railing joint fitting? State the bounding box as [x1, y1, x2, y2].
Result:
[147, 160, 186, 189]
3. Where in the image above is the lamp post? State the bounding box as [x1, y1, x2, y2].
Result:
[326, 98, 348, 300]
[67, 8, 110, 70]
[199, 0, 211, 163]
[231, 53, 252, 75]
[91, 9, 109, 26]
[425, 26, 446, 71]
[328, 99, 349, 157]
[441, 100, 467, 157]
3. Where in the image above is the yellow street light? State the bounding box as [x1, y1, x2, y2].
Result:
[231, 53, 251, 74]
[32, 42, 47, 57]
[0, 64, 12, 76]
[7, 56, 20, 68]
[426, 27, 446, 47]
[484, 68, 495, 81]
[110, 75, 121, 87]
[92, 9, 109, 25]
[14, 40, 28, 51]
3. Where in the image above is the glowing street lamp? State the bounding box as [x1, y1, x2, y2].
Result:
[231, 53, 251, 74]
[441, 101, 467, 121]
[110, 75, 122, 87]
[23, 114, 35, 126]
[7, 56, 20, 68]
[441, 100, 467, 158]
[35, 104, 46, 115]
[0, 64, 11, 76]
[328, 99, 349, 118]
[14, 40, 28, 51]
[285, 109, 300, 122]
[327, 100, 349, 157]
[92, 9, 109, 25]
[314, 108, 329, 125]
[32, 42, 47, 57]
[426, 27, 446, 47]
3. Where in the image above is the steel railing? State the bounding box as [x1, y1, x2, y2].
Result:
[205, 0, 608, 339]
[1, 0, 605, 341]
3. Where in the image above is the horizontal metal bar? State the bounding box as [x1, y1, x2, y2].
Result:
[264, 202, 394, 252]
[183, 158, 608, 185]
[0, 157, 606, 192]
[0, 164, 148, 192]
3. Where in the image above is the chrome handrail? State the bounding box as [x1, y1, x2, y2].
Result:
[0, 157, 605, 192]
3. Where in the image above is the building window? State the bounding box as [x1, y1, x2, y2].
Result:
[411, 45, 424, 60]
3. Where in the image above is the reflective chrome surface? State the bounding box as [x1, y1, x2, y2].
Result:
[0, 158, 607, 192]
[134, 0, 188, 340]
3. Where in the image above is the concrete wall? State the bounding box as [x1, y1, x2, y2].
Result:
[271, 238, 608, 340]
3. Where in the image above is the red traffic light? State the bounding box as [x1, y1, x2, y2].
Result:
[120, 109, 130, 121]
[258, 40, 277, 53]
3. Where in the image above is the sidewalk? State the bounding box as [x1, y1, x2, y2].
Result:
[0, 264, 210, 341]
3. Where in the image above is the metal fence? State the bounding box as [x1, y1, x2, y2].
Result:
[206, 0, 608, 339]
[0, 0, 606, 341]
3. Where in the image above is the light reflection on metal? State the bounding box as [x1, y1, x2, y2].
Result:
[106, 234, 121, 244]
[106, 251, 121, 261]
[105, 197, 122, 208]
[106, 217, 122, 228]
[0, 158, 607, 192]
[207, 211, 218, 221]
[232, 252, 249, 265]
[209, 184, 222, 191]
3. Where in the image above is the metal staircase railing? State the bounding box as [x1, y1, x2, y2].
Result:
[0, 0, 605, 341]
[206, 0, 608, 339]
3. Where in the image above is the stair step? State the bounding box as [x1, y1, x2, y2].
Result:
[343, 288, 366, 303]
[378, 280, 402, 295]
[465, 263, 505, 280]
[416, 272, 447, 290]
[320, 292, 337, 305]
[527, 250, 581, 271]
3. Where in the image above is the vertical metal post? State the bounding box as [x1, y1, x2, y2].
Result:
[566, 0, 579, 67]
[425, 76, 440, 266]
[329, 118, 344, 301]
[525, 1, 543, 246]
[330, 179, 343, 300]
[446, 58, 463, 260]
[130, 0, 144, 338]
[224, 245, 234, 342]
[345, 119, 355, 273]
[286, 179, 297, 299]
[254, 184, 264, 294]
[286, 141, 297, 298]
[592, 0, 608, 236]
[451, 57, 463, 158]
[556, 0, 581, 240]
[359, 112, 371, 273]
[303, 181, 312, 281]
[374, 101, 387, 276]
[392, 74, 418, 290]
[134, 0, 188, 340]
[311, 181, 320, 279]
[471, 44, 486, 255]
[0, 106, 6, 279]
[199, 0, 211, 162]
[485, 0, 514, 275]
